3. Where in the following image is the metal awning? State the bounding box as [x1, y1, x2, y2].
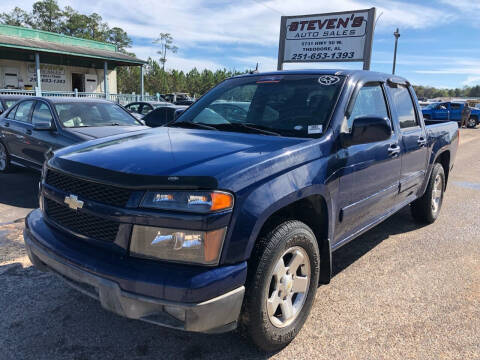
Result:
[0, 33, 145, 66]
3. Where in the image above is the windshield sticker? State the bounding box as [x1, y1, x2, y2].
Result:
[308, 124, 323, 134]
[318, 75, 340, 86]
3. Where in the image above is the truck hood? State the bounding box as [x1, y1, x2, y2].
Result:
[64, 125, 148, 140]
[51, 127, 311, 190]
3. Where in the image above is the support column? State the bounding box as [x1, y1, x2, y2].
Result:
[35, 52, 42, 96]
[104, 61, 109, 99]
[140, 65, 144, 101]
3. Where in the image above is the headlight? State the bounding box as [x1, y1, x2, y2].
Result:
[140, 190, 233, 213]
[130, 225, 227, 265]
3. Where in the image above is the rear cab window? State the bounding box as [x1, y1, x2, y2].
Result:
[389, 85, 419, 129]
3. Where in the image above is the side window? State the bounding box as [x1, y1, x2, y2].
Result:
[390, 85, 418, 129]
[450, 103, 460, 110]
[141, 104, 152, 115]
[6, 105, 17, 119]
[32, 102, 54, 126]
[14, 101, 34, 123]
[127, 103, 140, 113]
[347, 83, 389, 130]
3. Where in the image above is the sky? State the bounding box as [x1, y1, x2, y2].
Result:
[1, 0, 480, 89]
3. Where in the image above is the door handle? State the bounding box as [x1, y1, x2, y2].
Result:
[388, 144, 401, 157]
[4, 122, 9, 127]
[417, 137, 427, 147]
[26, 129, 32, 135]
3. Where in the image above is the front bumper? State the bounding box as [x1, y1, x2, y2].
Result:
[24, 210, 246, 333]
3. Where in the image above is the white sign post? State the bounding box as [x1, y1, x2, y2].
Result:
[277, 8, 376, 70]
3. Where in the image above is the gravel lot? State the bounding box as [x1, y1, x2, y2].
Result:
[1, 129, 479, 360]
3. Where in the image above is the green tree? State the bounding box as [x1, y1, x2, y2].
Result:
[31, 0, 63, 32]
[153, 33, 178, 92]
[0, 7, 31, 27]
[108, 27, 132, 52]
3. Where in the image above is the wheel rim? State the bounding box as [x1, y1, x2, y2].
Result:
[468, 118, 476, 127]
[0, 144, 6, 171]
[266, 246, 311, 328]
[431, 174, 443, 214]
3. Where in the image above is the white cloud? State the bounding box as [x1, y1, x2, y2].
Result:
[462, 76, 480, 86]
[1, 0, 453, 47]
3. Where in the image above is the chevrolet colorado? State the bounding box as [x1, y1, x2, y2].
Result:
[24, 70, 459, 352]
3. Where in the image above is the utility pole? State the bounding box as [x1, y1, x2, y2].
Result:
[392, 28, 400, 75]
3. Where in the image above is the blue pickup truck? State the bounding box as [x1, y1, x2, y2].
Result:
[422, 101, 479, 128]
[23, 70, 458, 352]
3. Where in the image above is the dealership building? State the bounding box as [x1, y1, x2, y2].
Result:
[0, 24, 146, 99]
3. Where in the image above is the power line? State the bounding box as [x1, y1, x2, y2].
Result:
[251, 0, 284, 16]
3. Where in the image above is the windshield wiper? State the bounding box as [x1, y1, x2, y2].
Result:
[213, 123, 281, 136]
[168, 121, 218, 131]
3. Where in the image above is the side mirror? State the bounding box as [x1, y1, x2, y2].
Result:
[33, 119, 53, 131]
[342, 116, 392, 147]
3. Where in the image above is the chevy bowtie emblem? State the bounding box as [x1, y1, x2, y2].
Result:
[64, 194, 84, 211]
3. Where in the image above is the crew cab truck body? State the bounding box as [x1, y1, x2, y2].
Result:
[422, 101, 479, 128]
[24, 70, 458, 352]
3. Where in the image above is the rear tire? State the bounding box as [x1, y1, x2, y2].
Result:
[0, 142, 13, 173]
[411, 163, 445, 224]
[240, 220, 320, 352]
[467, 117, 477, 128]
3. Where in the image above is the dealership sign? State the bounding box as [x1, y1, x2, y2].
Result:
[277, 8, 376, 70]
[27, 64, 66, 85]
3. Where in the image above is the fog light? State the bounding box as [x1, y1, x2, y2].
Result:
[164, 305, 186, 322]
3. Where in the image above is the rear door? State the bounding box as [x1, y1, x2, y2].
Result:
[449, 103, 462, 122]
[388, 84, 428, 202]
[4, 100, 35, 165]
[335, 82, 401, 243]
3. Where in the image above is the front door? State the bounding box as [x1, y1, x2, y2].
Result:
[432, 103, 449, 120]
[25, 101, 58, 166]
[388, 84, 429, 202]
[335, 83, 401, 244]
[4, 100, 35, 166]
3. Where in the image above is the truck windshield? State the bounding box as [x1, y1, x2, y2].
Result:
[55, 102, 141, 128]
[171, 74, 345, 138]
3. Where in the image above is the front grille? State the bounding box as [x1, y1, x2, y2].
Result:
[45, 198, 119, 242]
[45, 170, 132, 207]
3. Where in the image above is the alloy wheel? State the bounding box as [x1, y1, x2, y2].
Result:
[431, 173, 443, 214]
[0, 143, 6, 171]
[266, 246, 311, 328]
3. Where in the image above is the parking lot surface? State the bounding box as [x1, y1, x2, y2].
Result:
[1, 129, 479, 360]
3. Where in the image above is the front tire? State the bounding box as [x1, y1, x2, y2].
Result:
[240, 220, 320, 352]
[0, 142, 13, 173]
[411, 163, 445, 223]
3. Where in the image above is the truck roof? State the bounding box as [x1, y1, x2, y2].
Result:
[234, 69, 409, 85]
